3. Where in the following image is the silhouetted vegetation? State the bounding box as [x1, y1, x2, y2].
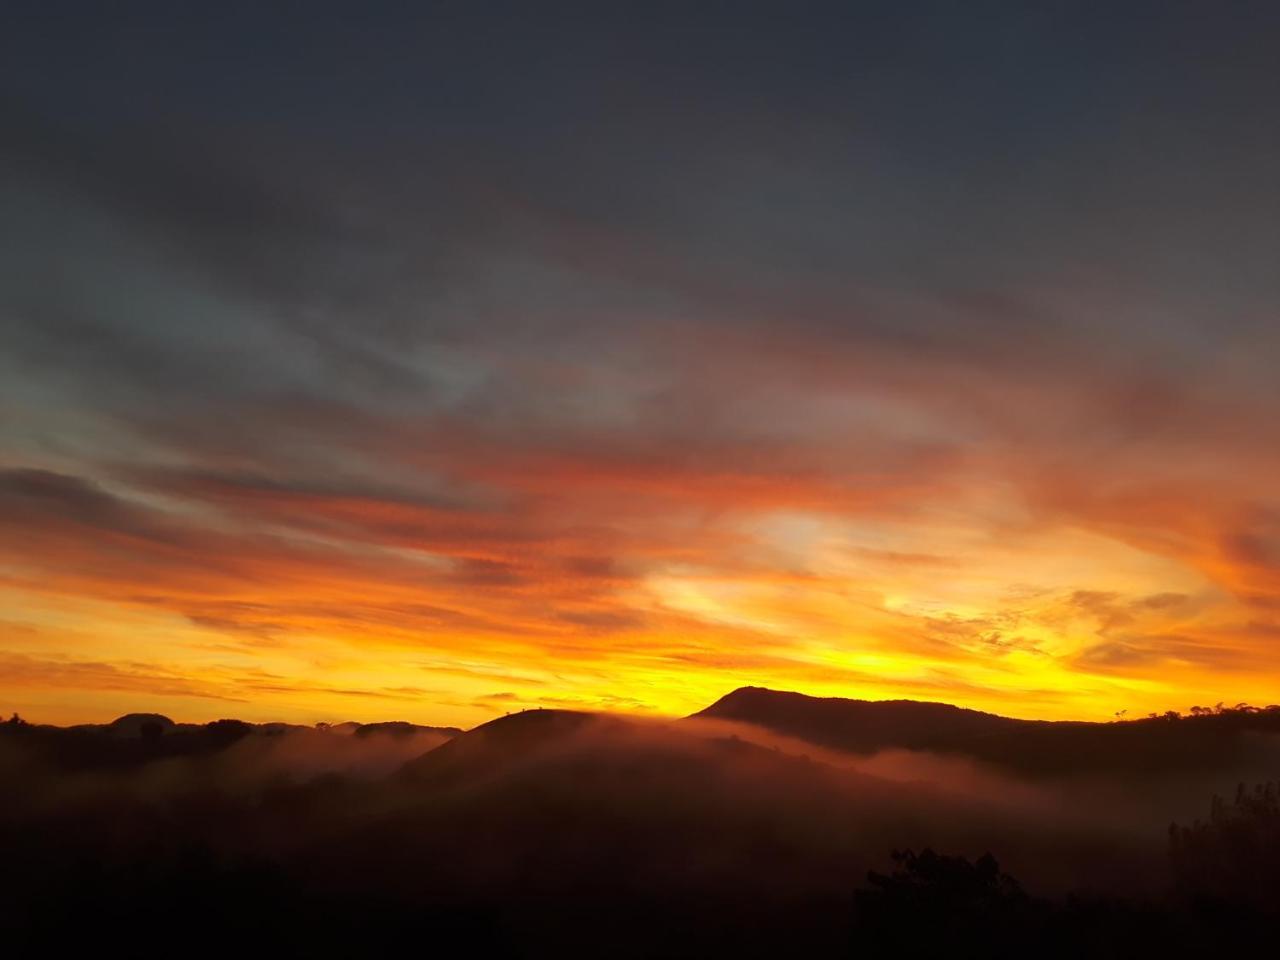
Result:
[854, 848, 1044, 954]
[849, 844, 1272, 959]
[1170, 780, 1280, 911]
[3, 702, 1279, 957]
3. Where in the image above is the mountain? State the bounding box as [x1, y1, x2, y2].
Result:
[399, 708, 605, 786]
[8, 697, 1277, 955]
[353, 719, 464, 739]
[694, 686, 1029, 751]
[378, 707, 945, 905]
[693, 686, 1280, 777]
[105, 712, 177, 738]
[1, 714, 461, 775]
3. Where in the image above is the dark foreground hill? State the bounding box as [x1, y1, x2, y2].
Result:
[3, 698, 1280, 957]
[695, 686, 1280, 777]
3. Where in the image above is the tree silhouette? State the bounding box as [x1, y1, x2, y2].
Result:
[853, 849, 1044, 956]
[1170, 781, 1280, 912]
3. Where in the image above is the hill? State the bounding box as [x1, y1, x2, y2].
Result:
[693, 686, 1280, 777]
[0, 713, 460, 777]
[6, 699, 1279, 955]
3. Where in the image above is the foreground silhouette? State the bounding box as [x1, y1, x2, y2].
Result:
[4, 696, 1279, 956]
[850, 846, 1275, 959]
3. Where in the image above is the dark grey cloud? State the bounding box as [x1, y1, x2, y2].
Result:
[0, 467, 182, 544]
[0, 468, 127, 524]
[2, 0, 1279, 701]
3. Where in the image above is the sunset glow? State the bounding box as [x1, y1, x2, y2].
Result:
[3, 4, 1278, 728]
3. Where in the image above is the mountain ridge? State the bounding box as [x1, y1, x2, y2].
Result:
[691, 685, 1280, 776]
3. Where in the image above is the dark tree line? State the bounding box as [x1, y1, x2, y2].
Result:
[850, 783, 1280, 958]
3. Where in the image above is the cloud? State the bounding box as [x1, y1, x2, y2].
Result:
[0, 651, 247, 702]
[2, 3, 1279, 723]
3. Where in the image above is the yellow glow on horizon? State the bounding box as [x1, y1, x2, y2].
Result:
[3, 463, 1278, 729]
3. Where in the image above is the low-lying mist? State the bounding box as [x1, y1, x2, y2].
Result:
[685, 714, 1280, 854]
[5, 706, 1278, 956]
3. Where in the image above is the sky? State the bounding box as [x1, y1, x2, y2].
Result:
[2, 1, 1279, 726]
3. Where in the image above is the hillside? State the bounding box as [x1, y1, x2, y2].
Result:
[694, 687, 1280, 777]
[6, 697, 1279, 955]
[0, 713, 460, 778]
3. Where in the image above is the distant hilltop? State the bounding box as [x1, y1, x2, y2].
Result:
[694, 686, 1280, 776]
[32, 713, 463, 741]
[104, 713, 177, 738]
[8, 685, 1280, 778]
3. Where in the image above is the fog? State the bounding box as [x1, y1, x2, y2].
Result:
[685, 714, 1280, 837]
[6, 708, 1278, 955]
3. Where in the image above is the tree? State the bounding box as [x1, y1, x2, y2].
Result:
[1170, 781, 1280, 912]
[853, 848, 1043, 956]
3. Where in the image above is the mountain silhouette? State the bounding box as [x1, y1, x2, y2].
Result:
[399, 708, 607, 787]
[694, 687, 1022, 750]
[1, 713, 460, 775]
[354, 720, 464, 739]
[7, 693, 1280, 956]
[105, 712, 176, 738]
[694, 686, 1280, 776]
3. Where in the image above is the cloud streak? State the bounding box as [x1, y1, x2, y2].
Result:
[2, 2, 1278, 724]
